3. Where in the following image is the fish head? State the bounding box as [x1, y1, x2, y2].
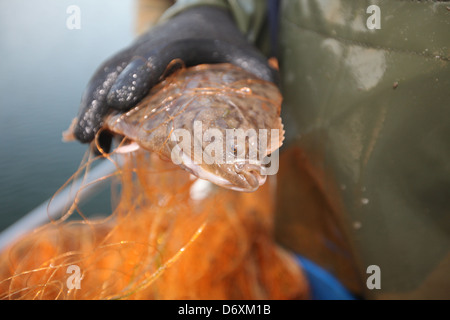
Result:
[103, 63, 284, 192]
[170, 97, 284, 192]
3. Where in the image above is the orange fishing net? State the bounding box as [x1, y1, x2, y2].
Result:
[0, 148, 309, 300]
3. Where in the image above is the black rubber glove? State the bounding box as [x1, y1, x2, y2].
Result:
[72, 6, 278, 152]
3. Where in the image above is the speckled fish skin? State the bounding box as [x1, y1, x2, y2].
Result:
[105, 63, 284, 192]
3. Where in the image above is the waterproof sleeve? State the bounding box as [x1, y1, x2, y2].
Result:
[158, 0, 270, 53]
[276, 0, 450, 299]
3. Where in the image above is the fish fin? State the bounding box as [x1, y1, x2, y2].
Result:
[62, 118, 78, 142]
[267, 118, 285, 154]
[115, 141, 141, 154]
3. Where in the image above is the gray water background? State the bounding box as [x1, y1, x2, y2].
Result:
[0, 0, 137, 232]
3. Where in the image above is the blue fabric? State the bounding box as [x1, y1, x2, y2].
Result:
[296, 255, 356, 300]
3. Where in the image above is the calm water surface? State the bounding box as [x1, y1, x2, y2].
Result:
[0, 0, 138, 232]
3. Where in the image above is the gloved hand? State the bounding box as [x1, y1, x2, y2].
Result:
[72, 5, 278, 152]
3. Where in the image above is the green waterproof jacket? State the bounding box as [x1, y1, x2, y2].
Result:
[160, 0, 450, 299]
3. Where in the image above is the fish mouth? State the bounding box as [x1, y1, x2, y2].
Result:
[230, 163, 267, 192]
[200, 163, 266, 192]
[177, 151, 266, 192]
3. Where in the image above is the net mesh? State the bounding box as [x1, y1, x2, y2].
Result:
[0, 148, 309, 300]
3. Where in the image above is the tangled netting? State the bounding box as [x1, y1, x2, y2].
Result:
[0, 146, 309, 300]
